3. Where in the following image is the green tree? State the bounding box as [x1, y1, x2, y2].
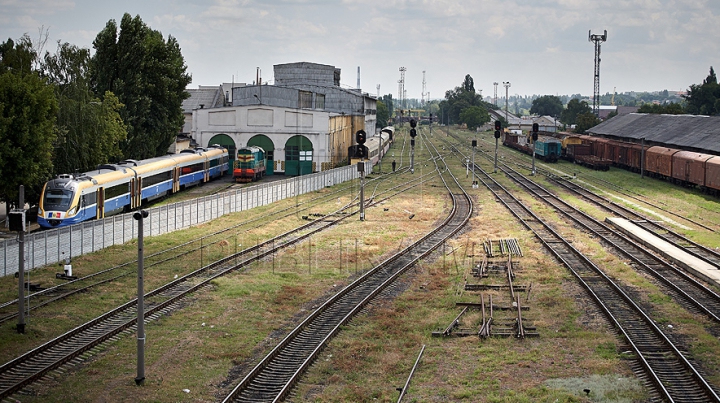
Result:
[90, 13, 191, 159]
[684, 67, 720, 115]
[530, 95, 563, 117]
[43, 42, 127, 174]
[637, 103, 685, 114]
[561, 98, 592, 125]
[380, 94, 393, 122]
[459, 106, 490, 130]
[444, 74, 483, 124]
[376, 100, 389, 128]
[575, 112, 600, 134]
[0, 45, 58, 208]
[0, 35, 35, 75]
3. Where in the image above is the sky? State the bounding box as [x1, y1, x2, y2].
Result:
[1, 0, 719, 102]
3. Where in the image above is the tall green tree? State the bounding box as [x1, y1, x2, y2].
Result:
[376, 100, 389, 128]
[380, 94, 393, 120]
[43, 42, 127, 174]
[684, 67, 720, 115]
[575, 112, 600, 134]
[0, 37, 58, 208]
[561, 98, 592, 125]
[444, 74, 484, 124]
[530, 95, 563, 117]
[90, 13, 191, 159]
[459, 106, 490, 130]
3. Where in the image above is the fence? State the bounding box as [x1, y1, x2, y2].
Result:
[1, 164, 364, 277]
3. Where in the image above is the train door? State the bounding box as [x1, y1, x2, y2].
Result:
[96, 188, 105, 219]
[248, 134, 275, 176]
[172, 167, 180, 193]
[130, 178, 137, 209]
[136, 178, 143, 207]
[204, 160, 210, 182]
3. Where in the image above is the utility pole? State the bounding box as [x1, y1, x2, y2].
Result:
[589, 30, 608, 117]
[503, 82, 511, 124]
[10, 186, 27, 334]
[421, 70, 426, 105]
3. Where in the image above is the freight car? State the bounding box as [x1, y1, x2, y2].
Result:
[38, 145, 229, 228]
[534, 136, 562, 162]
[567, 135, 720, 195]
[233, 146, 266, 183]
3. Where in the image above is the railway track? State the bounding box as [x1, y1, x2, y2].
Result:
[470, 131, 719, 233]
[432, 132, 720, 401]
[551, 177, 720, 269]
[0, 156, 428, 327]
[0, 163, 438, 400]
[499, 164, 720, 325]
[221, 130, 472, 402]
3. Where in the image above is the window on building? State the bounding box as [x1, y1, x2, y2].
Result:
[299, 91, 313, 109]
[316, 94, 325, 110]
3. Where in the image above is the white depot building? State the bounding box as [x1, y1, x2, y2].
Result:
[188, 62, 377, 176]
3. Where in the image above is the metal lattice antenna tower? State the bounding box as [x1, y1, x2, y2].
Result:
[399, 67, 406, 109]
[493, 82, 498, 106]
[589, 30, 607, 117]
[421, 70, 426, 105]
[398, 79, 402, 107]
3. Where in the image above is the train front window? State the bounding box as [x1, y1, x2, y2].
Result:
[43, 189, 74, 211]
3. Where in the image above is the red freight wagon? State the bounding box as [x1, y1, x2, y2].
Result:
[705, 156, 720, 193]
[592, 138, 611, 161]
[626, 143, 644, 172]
[645, 146, 678, 178]
[671, 151, 714, 186]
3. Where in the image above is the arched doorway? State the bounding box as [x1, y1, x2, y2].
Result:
[247, 134, 275, 175]
[285, 135, 313, 176]
[208, 134, 236, 171]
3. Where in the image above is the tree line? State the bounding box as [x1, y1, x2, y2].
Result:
[0, 13, 191, 210]
[402, 67, 720, 136]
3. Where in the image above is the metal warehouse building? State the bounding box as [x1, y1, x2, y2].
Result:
[188, 62, 377, 176]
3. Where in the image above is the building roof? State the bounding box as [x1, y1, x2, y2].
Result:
[182, 86, 225, 113]
[587, 113, 720, 154]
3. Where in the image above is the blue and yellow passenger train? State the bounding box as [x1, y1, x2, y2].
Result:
[38, 145, 229, 228]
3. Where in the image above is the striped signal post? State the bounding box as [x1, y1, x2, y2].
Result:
[356, 130, 366, 221]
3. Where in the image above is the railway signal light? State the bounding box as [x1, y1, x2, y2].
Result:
[429, 113, 433, 122]
[410, 119, 417, 128]
[356, 145, 366, 159]
[494, 120, 502, 131]
[494, 130, 500, 139]
[472, 139, 477, 147]
[356, 130, 366, 145]
[410, 128, 417, 138]
[532, 123, 539, 141]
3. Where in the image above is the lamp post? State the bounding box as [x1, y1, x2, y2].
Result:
[133, 210, 149, 386]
